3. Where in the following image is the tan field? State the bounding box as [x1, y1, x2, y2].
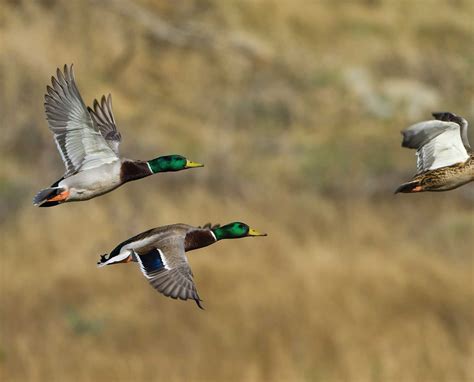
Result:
[1, 1, 473, 381]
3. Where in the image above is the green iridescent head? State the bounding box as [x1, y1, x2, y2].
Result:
[212, 222, 267, 241]
[147, 155, 204, 173]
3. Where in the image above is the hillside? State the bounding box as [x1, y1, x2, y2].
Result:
[1, 1, 473, 381]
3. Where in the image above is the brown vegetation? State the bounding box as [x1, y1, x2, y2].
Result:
[1, 1, 473, 381]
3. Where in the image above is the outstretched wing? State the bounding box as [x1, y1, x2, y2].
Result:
[88, 94, 122, 156]
[44, 65, 119, 177]
[432, 111, 471, 151]
[401, 120, 469, 173]
[134, 236, 203, 309]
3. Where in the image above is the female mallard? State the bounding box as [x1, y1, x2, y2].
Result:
[97, 222, 267, 309]
[396, 112, 473, 193]
[33, 65, 203, 207]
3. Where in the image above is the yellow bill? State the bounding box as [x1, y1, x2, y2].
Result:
[248, 228, 267, 237]
[185, 160, 204, 168]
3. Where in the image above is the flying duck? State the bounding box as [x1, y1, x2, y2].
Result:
[33, 65, 203, 207]
[97, 222, 267, 309]
[396, 112, 473, 193]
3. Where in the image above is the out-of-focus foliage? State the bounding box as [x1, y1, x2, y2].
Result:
[0, 1, 473, 381]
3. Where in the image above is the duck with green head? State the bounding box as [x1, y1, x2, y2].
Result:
[33, 65, 203, 207]
[97, 222, 267, 309]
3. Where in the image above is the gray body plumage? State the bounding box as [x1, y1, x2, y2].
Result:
[56, 161, 122, 201]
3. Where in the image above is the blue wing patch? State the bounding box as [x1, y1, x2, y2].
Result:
[138, 249, 165, 274]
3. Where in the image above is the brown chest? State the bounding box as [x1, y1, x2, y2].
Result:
[185, 230, 216, 252]
[120, 161, 152, 183]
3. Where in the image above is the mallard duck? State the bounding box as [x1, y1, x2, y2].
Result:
[97, 222, 267, 309]
[395, 112, 473, 193]
[33, 65, 203, 207]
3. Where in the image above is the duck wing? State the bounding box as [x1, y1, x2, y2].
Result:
[401, 120, 469, 173]
[44, 65, 119, 177]
[134, 234, 203, 309]
[432, 111, 471, 152]
[88, 94, 122, 156]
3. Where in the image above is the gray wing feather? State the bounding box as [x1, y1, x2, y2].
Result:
[88, 94, 122, 155]
[44, 65, 118, 177]
[432, 112, 471, 151]
[134, 228, 203, 308]
[401, 120, 452, 149]
[402, 120, 469, 173]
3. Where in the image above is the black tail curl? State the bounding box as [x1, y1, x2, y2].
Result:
[394, 181, 421, 194]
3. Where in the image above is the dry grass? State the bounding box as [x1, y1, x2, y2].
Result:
[1, 1, 473, 381]
[1, 191, 473, 381]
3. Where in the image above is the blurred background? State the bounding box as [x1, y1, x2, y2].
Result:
[1, 0, 473, 381]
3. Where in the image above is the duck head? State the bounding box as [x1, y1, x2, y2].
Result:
[147, 155, 204, 173]
[212, 222, 267, 240]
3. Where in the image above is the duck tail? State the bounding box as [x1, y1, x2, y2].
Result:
[97, 254, 109, 268]
[394, 180, 422, 194]
[97, 251, 132, 267]
[33, 187, 65, 207]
